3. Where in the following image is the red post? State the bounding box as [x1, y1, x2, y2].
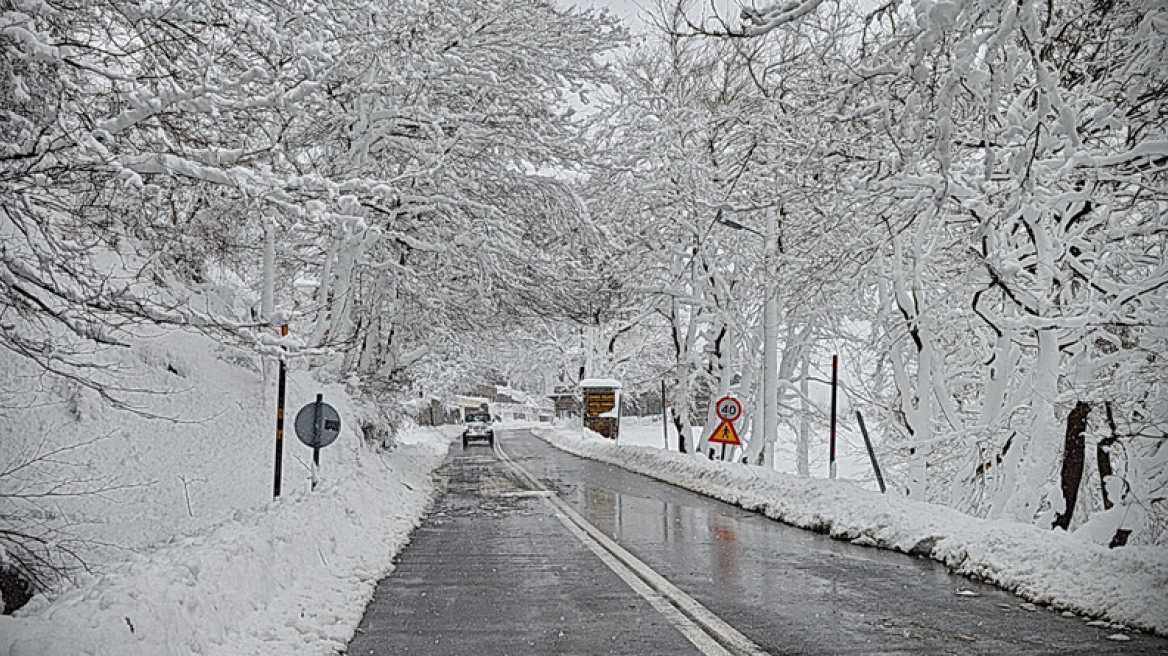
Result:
[662, 379, 668, 450]
[830, 354, 838, 480]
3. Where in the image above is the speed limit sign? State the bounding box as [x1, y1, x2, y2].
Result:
[715, 396, 742, 422]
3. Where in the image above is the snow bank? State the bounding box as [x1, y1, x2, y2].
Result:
[0, 326, 454, 655]
[0, 431, 449, 656]
[534, 426, 1168, 637]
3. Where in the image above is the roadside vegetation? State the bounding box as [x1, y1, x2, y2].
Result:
[2, 0, 1164, 610]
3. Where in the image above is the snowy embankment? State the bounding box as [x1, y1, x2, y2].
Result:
[533, 425, 1168, 638]
[0, 328, 453, 656]
[2, 434, 448, 656]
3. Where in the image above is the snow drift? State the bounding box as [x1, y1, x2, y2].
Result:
[0, 326, 452, 655]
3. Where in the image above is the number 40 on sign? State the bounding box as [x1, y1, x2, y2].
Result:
[710, 396, 742, 446]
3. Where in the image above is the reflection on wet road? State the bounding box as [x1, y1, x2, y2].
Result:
[348, 440, 699, 655]
[349, 429, 1168, 655]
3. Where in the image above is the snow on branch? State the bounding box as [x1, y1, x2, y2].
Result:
[740, 0, 828, 36]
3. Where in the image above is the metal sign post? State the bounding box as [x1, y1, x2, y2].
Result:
[311, 394, 322, 489]
[294, 394, 342, 491]
[312, 446, 321, 489]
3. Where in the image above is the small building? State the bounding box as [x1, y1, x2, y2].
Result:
[415, 396, 445, 426]
[549, 384, 580, 419]
[580, 378, 622, 440]
[452, 396, 491, 422]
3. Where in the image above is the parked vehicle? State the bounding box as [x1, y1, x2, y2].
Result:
[462, 411, 494, 448]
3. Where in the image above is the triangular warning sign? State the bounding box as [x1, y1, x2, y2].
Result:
[708, 419, 741, 446]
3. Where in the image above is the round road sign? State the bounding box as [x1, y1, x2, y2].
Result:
[715, 396, 742, 422]
[294, 400, 342, 448]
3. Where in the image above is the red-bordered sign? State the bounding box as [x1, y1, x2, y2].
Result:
[709, 419, 742, 445]
[715, 396, 742, 422]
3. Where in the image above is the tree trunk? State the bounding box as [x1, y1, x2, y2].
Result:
[797, 352, 810, 477]
[671, 405, 687, 454]
[697, 324, 729, 457]
[1109, 530, 1131, 549]
[1097, 401, 1119, 510]
[261, 220, 276, 383]
[999, 326, 1062, 522]
[1051, 401, 1091, 530]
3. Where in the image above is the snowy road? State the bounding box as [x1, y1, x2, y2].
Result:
[347, 430, 1167, 655]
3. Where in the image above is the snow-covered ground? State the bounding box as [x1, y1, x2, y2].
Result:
[5, 335, 1162, 656]
[537, 421, 1168, 639]
[0, 329, 453, 655]
[617, 413, 876, 482]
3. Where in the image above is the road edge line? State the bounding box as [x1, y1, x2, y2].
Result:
[495, 437, 770, 656]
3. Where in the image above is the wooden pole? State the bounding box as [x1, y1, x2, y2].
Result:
[856, 411, 886, 493]
[273, 324, 288, 498]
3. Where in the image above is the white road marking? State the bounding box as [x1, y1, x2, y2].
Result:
[497, 490, 555, 498]
[494, 438, 770, 656]
[546, 493, 735, 656]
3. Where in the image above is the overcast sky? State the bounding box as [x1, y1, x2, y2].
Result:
[564, 0, 653, 32]
[562, 0, 756, 36]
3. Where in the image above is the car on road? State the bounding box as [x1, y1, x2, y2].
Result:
[462, 411, 494, 448]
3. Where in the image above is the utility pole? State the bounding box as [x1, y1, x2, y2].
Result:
[761, 206, 779, 470]
[713, 206, 780, 469]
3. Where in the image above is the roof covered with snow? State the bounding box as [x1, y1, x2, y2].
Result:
[579, 378, 622, 389]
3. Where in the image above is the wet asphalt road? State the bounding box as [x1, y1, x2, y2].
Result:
[347, 429, 1168, 655]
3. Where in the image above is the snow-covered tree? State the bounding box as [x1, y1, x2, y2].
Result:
[593, 1, 864, 463]
[1, 0, 629, 594]
[716, 0, 1166, 541]
[644, 0, 1167, 544]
